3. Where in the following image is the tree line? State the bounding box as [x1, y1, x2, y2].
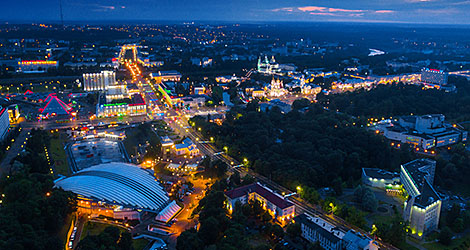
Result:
[0, 129, 77, 250]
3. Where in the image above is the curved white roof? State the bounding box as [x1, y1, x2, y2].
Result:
[55, 163, 169, 211]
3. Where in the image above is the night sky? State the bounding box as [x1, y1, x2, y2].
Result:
[2, 0, 470, 24]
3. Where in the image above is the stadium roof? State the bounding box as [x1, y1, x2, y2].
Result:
[54, 163, 170, 211]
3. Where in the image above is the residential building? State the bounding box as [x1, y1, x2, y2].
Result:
[225, 182, 295, 225]
[342, 230, 379, 250]
[295, 214, 344, 250]
[401, 159, 442, 238]
[83, 71, 116, 91]
[294, 214, 379, 250]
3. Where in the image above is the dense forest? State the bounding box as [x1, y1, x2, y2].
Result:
[177, 177, 323, 250]
[191, 102, 415, 194]
[77, 226, 133, 250]
[321, 76, 470, 121]
[320, 77, 470, 194]
[0, 129, 77, 250]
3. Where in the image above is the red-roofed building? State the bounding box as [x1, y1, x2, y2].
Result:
[225, 182, 295, 225]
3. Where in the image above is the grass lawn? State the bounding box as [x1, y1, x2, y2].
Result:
[123, 123, 160, 156]
[246, 232, 271, 249]
[80, 221, 112, 240]
[396, 241, 421, 250]
[369, 214, 395, 225]
[133, 238, 150, 250]
[80, 221, 149, 249]
[423, 232, 470, 250]
[49, 133, 69, 176]
[57, 213, 75, 246]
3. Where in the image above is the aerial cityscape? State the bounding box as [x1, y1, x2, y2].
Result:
[1, 1, 470, 250]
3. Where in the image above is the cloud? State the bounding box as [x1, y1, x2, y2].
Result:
[328, 8, 364, 13]
[298, 6, 327, 12]
[272, 7, 294, 12]
[405, 0, 435, 2]
[416, 8, 460, 14]
[298, 6, 363, 13]
[309, 12, 337, 16]
[92, 5, 117, 12]
[272, 6, 396, 17]
[375, 10, 395, 14]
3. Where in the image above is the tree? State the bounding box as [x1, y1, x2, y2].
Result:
[271, 224, 285, 238]
[286, 223, 301, 238]
[176, 229, 203, 250]
[198, 216, 220, 245]
[439, 227, 452, 246]
[292, 98, 311, 110]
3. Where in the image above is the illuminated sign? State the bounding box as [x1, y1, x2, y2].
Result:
[103, 103, 128, 107]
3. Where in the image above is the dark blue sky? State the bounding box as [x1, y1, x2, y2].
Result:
[2, 0, 470, 24]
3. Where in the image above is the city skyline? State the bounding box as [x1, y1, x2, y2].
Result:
[2, 0, 470, 25]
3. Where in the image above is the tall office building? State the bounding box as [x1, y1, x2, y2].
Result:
[83, 71, 116, 91]
[401, 159, 441, 238]
[421, 68, 448, 85]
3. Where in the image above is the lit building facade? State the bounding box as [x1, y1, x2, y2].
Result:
[381, 114, 467, 150]
[96, 93, 146, 117]
[7, 104, 20, 123]
[421, 68, 448, 86]
[150, 71, 182, 82]
[0, 107, 10, 141]
[17, 60, 58, 73]
[83, 71, 116, 91]
[172, 138, 199, 156]
[225, 182, 295, 225]
[401, 159, 441, 238]
[268, 78, 288, 97]
[258, 56, 281, 75]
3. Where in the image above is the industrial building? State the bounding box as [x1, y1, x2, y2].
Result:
[401, 159, 442, 238]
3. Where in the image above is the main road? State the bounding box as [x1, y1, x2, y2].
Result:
[165, 109, 399, 250]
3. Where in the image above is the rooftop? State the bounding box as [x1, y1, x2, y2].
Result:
[294, 214, 343, 243]
[225, 182, 294, 209]
[54, 162, 169, 211]
[402, 159, 440, 208]
[362, 168, 399, 180]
